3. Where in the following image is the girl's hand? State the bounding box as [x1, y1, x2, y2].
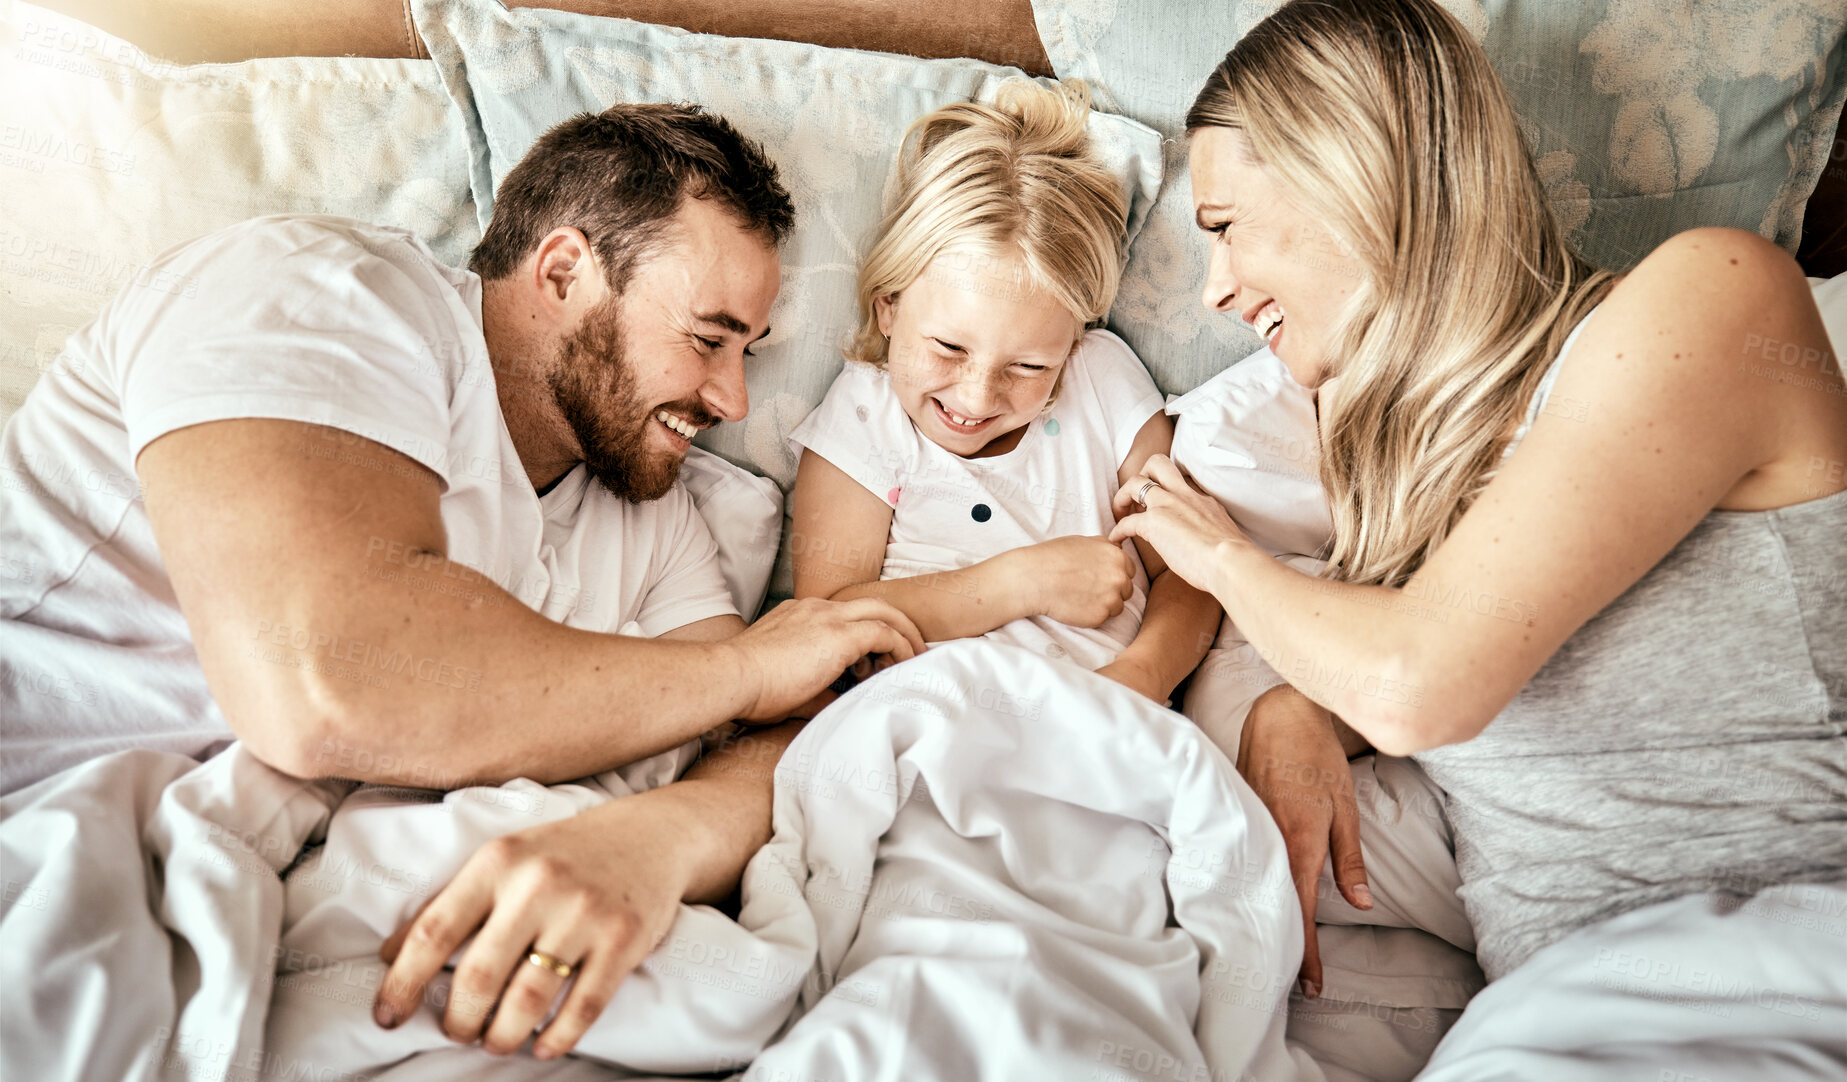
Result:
[1110, 455, 1251, 594]
[372, 789, 697, 1059]
[1013, 536, 1136, 628]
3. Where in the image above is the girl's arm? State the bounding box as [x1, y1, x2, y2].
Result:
[791, 449, 1040, 640]
[1114, 229, 1847, 754]
[1097, 412, 1224, 703]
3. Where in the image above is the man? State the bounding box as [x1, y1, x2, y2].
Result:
[0, 103, 922, 1056]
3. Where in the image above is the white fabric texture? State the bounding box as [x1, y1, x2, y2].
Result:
[742, 639, 1324, 1082]
[2, 640, 1331, 1082]
[0, 215, 736, 795]
[1280, 757, 1485, 1082]
[0, 2, 480, 429]
[1166, 353, 1487, 1082]
[787, 328, 1165, 671]
[678, 447, 784, 621]
[266, 729, 810, 1078]
[0, 746, 354, 1082]
[1416, 880, 1847, 1081]
[1169, 346, 1332, 760]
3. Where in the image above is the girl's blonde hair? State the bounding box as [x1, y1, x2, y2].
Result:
[847, 80, 1129, 368]
[1187, 0, 1615, 587]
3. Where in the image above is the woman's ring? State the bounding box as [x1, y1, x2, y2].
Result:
[1134, 479, 1159, 509]
[527, 950, 575, 979]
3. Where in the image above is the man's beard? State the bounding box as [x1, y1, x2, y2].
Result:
[549, 299, 712, 503]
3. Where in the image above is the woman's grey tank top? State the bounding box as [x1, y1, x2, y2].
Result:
[1413, 311, 1847, 981]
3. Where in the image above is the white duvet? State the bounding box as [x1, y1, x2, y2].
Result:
[2, 641, 1323, 1082]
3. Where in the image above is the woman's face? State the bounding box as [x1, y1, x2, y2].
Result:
[875, 250, 1079, 459]
[1189, 126, 1358, 389]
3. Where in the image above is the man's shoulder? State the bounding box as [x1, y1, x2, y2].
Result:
[163, 214, 482, 363]
[165, 215, 470, 298]
[188, 213, 425, 257]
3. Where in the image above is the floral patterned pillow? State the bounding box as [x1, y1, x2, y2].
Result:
[1030, 0, 1847, 394]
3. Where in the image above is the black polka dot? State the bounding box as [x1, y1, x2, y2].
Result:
[971, 503, 992, 522]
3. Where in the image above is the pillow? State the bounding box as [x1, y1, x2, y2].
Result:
[411, 0, 1165, 599]
[1029, 0, 1847, 394]
[0, 4, 778, 625]
[679, 447, 783, 620]
[0, 2, 482, 430]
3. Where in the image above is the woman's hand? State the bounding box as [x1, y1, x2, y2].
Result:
[1011, 536, 1136, 628]
[1235, 684, 1372, 999]
[1109, 455, 1251, 595]
[372, 788, 700, 1059]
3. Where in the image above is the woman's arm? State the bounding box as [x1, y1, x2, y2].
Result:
[1098, 412, 1223, 702]
[1116, 229, 1847, 754]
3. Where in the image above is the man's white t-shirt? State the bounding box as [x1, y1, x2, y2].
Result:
[0, 215, 736, 795]
[788, 328, 1166, 672]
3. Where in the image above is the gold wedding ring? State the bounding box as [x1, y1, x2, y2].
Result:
[527, 950, 575, 979]
[1134, 479, 1159, 509]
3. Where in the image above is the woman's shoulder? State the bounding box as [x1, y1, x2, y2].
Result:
[1572, 228, 1818, 382]
[1537, 227, 1845, 509]
[1606, 228, 1809, 324]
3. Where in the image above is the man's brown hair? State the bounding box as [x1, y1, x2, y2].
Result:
[470, 103, 795, 290]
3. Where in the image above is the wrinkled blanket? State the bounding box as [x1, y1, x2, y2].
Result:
[2, 641, 1323, 1081]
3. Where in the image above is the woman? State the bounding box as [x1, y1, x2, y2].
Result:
[1113, 0, 1847, 1069]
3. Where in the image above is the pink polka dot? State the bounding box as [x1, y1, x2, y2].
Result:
[887, 487, 902, 505]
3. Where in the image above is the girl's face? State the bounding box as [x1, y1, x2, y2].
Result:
[1189, 126, 1359, 390]
[875, 250, 1081, 459]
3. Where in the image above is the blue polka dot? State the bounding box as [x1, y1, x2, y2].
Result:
[1044, 418, 1061, 436]
[971, 504, 992, 522]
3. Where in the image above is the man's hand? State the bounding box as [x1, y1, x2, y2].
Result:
[374, 721, 803, 1058]
[373, 796, 689, 1057]
[1235, 684, 1372, 999]
[725, 597, 927, 723]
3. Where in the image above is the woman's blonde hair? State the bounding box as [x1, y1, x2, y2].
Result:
[846, 79, 1128, 369]
[1188, 0, 1615, 587]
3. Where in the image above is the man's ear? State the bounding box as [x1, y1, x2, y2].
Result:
[530, 227, 607, 315]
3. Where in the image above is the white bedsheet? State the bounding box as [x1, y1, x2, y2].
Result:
[1, 641, 1325, 1081]
[0, 746, 350, 1082]
[743, 639, 1320, 1081]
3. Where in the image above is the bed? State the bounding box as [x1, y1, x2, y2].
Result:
[3, 0, 1844, 1079]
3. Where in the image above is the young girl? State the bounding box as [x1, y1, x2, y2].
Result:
[789, 81, 1220, 704]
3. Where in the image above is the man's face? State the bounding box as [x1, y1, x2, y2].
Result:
[550, 198, 780, 502]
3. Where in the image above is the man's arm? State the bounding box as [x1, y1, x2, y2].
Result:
[374, 717, 806, 1056]
[138, 418, 920, 785]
